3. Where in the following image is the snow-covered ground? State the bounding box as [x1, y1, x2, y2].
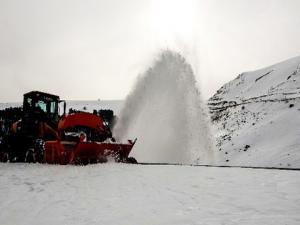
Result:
[209, 56, 300, 168]
[0, 163, 299, 225]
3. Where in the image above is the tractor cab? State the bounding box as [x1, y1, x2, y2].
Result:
[22, 91, 61, 135]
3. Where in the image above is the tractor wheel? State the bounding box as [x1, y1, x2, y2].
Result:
[126, 157, 138, 164]
[25, 149, 36, 163]
[34, 139, 45, 163]
[0, 152, 9, 162]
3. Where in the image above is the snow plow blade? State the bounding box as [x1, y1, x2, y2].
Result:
[45, 139, 137, 165]
[43, 112, 137, 165]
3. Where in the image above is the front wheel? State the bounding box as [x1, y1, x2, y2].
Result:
[34, 139, 45, 163]
[25, 149, 36, 163]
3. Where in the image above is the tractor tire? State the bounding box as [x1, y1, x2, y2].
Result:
[0, 152, 9, 162]
[25, 149, 36, 163]
[34, 139, 45, 163]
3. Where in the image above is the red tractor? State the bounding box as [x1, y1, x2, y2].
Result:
[0, 91, 137, 164]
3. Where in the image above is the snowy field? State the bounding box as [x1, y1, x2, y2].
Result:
[0, 163, 299, 225]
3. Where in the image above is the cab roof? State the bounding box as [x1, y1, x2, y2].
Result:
[24, 91, 60, 100]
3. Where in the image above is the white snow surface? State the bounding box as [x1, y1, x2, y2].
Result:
[209, 56, 300, 168]
[0, 163, 299, 225]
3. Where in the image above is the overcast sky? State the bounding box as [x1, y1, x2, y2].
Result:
[1, 0, 300, 102]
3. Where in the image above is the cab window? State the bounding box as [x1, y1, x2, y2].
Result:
[35, 100, 47, 113]
[26, 97, 33, 107]
[50, 101, 57, 114]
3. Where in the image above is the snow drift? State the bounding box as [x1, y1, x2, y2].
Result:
[114, 50, 214, 164]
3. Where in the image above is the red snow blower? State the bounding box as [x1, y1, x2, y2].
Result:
[0, 91, 137, 164]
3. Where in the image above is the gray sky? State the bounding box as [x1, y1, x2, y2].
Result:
[1, 0, 300, 102]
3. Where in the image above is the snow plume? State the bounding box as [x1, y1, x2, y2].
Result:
[114, 50, 214, 164]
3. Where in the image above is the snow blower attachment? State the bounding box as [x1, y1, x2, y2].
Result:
[45, 112, 137, 165]
[0, 91, 137, 164]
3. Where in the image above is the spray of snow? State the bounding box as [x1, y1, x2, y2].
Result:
[114, 51, 214, 164]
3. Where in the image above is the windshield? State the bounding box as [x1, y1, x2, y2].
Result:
[24, 96, 58, 115]
[35, 100, 47, 113]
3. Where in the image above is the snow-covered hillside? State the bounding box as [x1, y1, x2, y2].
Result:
[209, 56, 300, 168]
[0, 163, 299, 225]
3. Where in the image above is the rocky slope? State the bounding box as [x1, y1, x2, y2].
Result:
[209, 56, 300, 168]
